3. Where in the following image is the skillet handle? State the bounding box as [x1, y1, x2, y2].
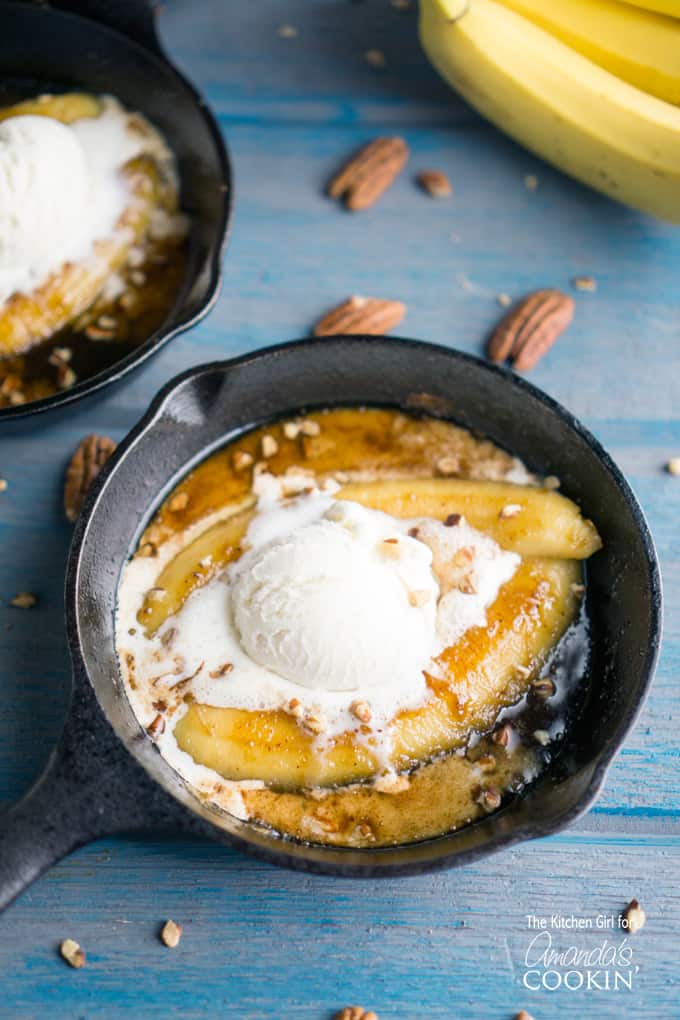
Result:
[0, 677, 186, 913]
[46, 0, 163, 55]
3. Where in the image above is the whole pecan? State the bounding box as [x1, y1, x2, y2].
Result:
[313, 295, 406, 337]
[487, 288, 574, 371]
[327, 137, 409, 211]
[64, 434, 116, 522]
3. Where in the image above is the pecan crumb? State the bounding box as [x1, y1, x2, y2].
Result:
[287, 698, 304, 719]
[493, 723, 514, 747]
[303, 714, 326, 736]
[374, 771, 410, 794]
[623, 898, 646, 934]
[475, 785, 502, 812]
[435, 456, 460, 477]
[334, 1009, 379, 1020]
[444, 513, 462, 527]
[417, 169, 452, 198]
[379, 537, 401, 558]
[233, 450, 254, 472]
[168, 492, 189, 513]
[283, 421, 301, 440]
[147, 714, 165, 739]
[139, 542, 157, 558]
[60, 938, 85, 969]
[499, 503, 522, 519]
[160, 919, 183, 948]
[209, 663, 234, 679]
[261, 434, 278, 458]
[350, 699, 372, 724]
[572, 274, 597, 292]
[531, 677, 556, 699]
[457, 575, 477, 595]
[9, 592, 37, 609]
[365, 48, 386, 68]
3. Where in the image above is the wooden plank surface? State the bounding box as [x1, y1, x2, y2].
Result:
[1, 1, 679, 1016]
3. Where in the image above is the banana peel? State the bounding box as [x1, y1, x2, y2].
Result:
[421, 0, 680, 223]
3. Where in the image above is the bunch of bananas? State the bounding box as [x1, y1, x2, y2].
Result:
[419, 0, 680, 221]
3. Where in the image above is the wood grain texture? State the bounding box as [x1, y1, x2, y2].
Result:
[1, 1, 679, 1016]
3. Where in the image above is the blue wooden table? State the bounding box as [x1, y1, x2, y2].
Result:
[1, 2, 679, 1017]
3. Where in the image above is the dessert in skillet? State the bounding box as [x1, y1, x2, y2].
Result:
[0, 91, 188, 407]
[117, 409, 601, 847]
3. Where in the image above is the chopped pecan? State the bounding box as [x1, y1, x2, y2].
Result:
[60, 938, 86, 968]
[487, 288, 574, 371]
[327, 136, 409, 211]
[63, 435, 116, 523]
[160, 919, 183, 947]
[417, 169, 452, 198]
[313, 295, 405, 337]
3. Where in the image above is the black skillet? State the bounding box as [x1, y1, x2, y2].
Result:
[0, 0, 231, 419]
[0, 338, 662, 910]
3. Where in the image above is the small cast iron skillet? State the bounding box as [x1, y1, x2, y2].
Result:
[0, 338, 662, 910]
[0, 0, 231, 420]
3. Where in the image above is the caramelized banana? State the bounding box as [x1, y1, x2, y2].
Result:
[0, 92, 101, 124]
[337, 478, 601, 559]
[174, 558, 580, 787]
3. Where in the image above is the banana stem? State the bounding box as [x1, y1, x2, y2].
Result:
[431, 0, 470, 21]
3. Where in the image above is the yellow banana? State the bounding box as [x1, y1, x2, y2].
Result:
[419, 0, 680, 223]
[497, 0, 680, 106]
[618, 0, 680, 16]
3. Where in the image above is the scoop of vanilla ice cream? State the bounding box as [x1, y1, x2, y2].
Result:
[230, 500, 439, 693]
[0, 116, 89, 289]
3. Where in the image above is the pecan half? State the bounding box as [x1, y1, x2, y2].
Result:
[487, 288, 574, 371]
[64, 434, 117, 523]
[313, 295, 405, 337]
[327, 137, 409, 211]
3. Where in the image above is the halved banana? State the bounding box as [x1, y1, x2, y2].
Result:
[139, 503, 255, 635]
[337, 478, 601, 559]
[173, 558, 580, 788]
[139, 478, 599, 636]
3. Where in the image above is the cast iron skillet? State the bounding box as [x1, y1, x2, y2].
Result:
[0, 338, 662, 910]
[0, 0, 232, 419]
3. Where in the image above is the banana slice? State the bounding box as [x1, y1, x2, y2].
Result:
[337, 478, 602, 559]
[174, 557, 580, 787]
